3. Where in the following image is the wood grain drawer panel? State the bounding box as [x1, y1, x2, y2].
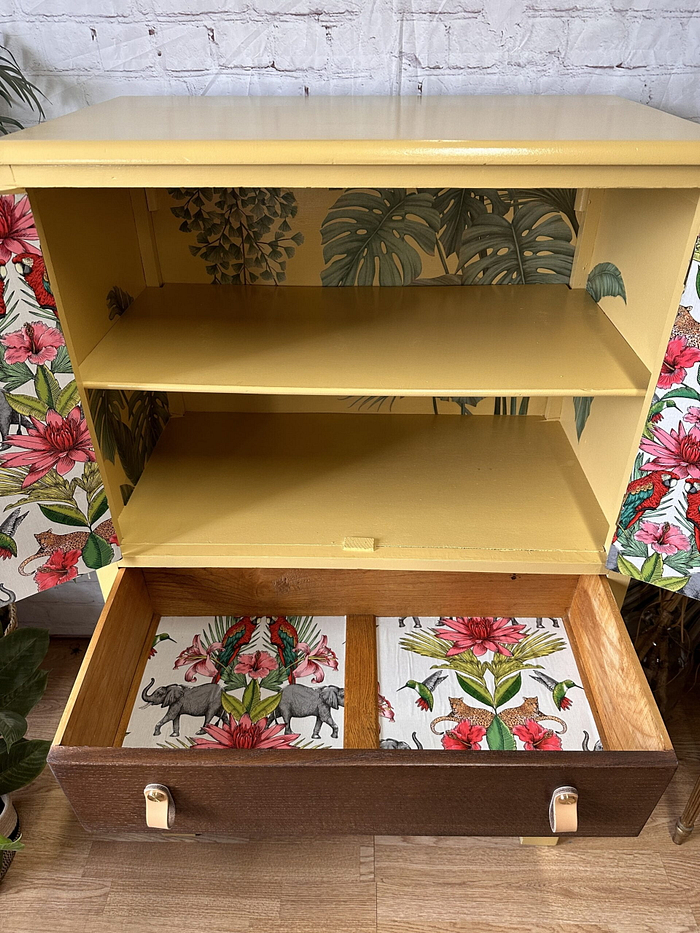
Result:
[48, 568, 677, 837]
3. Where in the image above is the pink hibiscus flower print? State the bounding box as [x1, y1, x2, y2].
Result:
[657, 337, 700, 389]
[441, 720, 487, 750]
[234, 650, 277, 679]
[1, 406, 95, 487]
[378, 688, 395, 722]
[193, 713, 299, 749]
[35, 548, 81, 592]
[174, 634, 222, 682]
[1, 321, 64, 365]
[513, 719, 562, 751]
[640, 421, 700, 481]
[0, 195, 40, 264]
[293, 634, 339, 683]
[685, 407, 700, 426]
[635, 521, 691, 556]
[435, 616, 527, 657]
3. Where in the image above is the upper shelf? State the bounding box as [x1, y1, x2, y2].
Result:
[78, 283, 649, 398]
[2, 95, 700, 187]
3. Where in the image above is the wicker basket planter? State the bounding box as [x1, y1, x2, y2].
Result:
[0, 795, 20, 882]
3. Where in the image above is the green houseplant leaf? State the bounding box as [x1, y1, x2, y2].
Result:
[0, 629, 49, 699]
[0, 738, 51, 795]
[321, 188, 440, 286]
[0, 710, 26, 751]
[0, 669, 48, 717]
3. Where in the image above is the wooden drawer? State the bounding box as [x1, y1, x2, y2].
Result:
[48, 568, 676, 838]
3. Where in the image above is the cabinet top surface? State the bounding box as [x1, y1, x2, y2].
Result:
[2, 94, 700, 167]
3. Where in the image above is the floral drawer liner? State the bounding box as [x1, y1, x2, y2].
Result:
[124, 613, 601, 752]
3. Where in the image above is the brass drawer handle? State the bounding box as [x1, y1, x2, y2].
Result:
[143, 783, 175, 830]
[549, 785, 578, 834]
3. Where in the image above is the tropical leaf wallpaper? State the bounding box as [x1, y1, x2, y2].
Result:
[164, 186, 625, 427]
[0, 194, 118, 603]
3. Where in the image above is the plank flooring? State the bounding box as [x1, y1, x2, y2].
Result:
[3, 638, 700, 932]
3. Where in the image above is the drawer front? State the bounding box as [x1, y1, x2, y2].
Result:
[49, 747, 675, 837]
[48, 567, 676, 837]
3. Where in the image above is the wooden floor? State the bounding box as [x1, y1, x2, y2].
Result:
[4, 639, 700, 933]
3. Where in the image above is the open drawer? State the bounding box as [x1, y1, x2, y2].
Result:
[49, 568, 675, 838]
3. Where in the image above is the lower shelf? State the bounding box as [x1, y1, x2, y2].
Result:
[118, 412, 609, 573]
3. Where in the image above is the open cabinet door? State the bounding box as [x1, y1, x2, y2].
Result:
[608, 234, 700, 596]
[0, 192, 119, 604]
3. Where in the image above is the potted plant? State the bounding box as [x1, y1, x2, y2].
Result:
[0, 627, 50, 881]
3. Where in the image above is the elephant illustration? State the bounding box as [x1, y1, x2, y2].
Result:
[380, 732, 423, 749]
[0, 389, 31, 451]
[140, 677, 228, 737]
[269, 683, 344, 739]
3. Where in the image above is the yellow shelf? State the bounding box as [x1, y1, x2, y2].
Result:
[118, 412, 609, 573]
[80, 284, 649, 398]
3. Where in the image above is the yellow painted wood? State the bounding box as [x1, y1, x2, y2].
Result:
[117, 412, 608, 573]
[566, 188, 700, 530]
[28, 188, 148, 528]
[10, 163, 700, 189]
[78, 283, 649, 397]
[3, 95, 700, 165]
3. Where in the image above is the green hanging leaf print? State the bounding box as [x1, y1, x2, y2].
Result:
[586, 262, 627, 303]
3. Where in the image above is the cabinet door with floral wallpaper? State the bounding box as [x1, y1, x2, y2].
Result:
[0, 193, 118, 603]
[609, 237, 700, 597]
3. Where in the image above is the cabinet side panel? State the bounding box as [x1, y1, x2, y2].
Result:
[565, 189, 700, 532]
[29, 189, 156, 524]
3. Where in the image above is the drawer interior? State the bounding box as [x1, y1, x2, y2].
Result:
[54, 568, 672, 756]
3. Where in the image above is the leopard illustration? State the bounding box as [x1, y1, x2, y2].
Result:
[430, 695, 567, 736]
[18, 518, 116, 576]
[672, 305, 700, 349]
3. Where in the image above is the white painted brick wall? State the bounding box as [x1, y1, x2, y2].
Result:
[0, 0, 699, 123]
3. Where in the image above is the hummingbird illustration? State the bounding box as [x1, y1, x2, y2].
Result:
[149, 632, 176, 658]
[530, 672, 581, 711]
[399, 671, 448, 712]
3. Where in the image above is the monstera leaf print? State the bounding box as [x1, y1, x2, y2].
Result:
[506, 189, 579, 236]
[458, 198, 575, 284]
[420, 188, 510, 266]
[321, 189, 440, 286]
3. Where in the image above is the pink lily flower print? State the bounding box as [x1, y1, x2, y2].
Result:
[293, 634, 339, 683]
[635, 521, 691, 556]
[1, 406, 95, 487]
[0, 195, 40, 264]
[640, 421, 700, 481]
[1, 321, 64, 365]
[435, 616, 527, 657]
[174, 634, 222, 682]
